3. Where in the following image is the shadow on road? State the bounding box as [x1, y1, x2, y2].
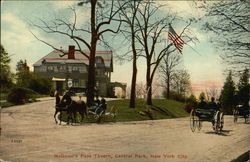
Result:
[204, 129, 233, 136]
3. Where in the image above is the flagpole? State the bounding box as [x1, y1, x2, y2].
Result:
[184, 42, 202, 56]
[168, 23, 202, 56]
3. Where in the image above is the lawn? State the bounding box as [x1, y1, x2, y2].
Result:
[59, 99, 188, 123]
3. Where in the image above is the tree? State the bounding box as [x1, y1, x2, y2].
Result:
[237, 69, 249, 105]
[133, 1, 195, 105]
[172, 69, 191, 97]
[159, 51, 182, 99]
[31, 0, 125, 106]
[0, 44, 12, 90]
[187, 94, 197, 104]
[205, 87, 219, 101]
[196, 1, 250, 71]
[16, 59, 31, 88]
[118, 0, 142, 108]
[28, 74, 53, 94]
[220, 71, 236, 114]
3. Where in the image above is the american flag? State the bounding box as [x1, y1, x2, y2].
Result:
[168, 24, 184, 53]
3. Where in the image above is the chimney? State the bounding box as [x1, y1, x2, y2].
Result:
[68, 45, 75, 59]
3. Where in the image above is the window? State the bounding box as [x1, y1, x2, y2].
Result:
[47, 66, 54, 72]
[96, 57, 103, 64]
[40, 66, 47, 72]
[68, 66, 72, 72]
[73, 79, 79, 87]
[79, 66, 86, 73]
[59, 65, 65, 72]
[54, 66, 58, 72]
[72, 66, 78, 72]
[79, 79, 86, 88]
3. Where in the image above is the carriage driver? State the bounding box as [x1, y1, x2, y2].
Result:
[62, 90, 72, 108]
[55, 90, 61, 106]
[208, 97, 218, 110]
[95, 95, 101, 106]
[100, 97, 107, 113]
[197, 96, 207, 109]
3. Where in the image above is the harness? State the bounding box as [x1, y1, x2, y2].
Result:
[68, 100, 73, 107]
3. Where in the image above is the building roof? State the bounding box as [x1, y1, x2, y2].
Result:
[33, 50, 113, 69]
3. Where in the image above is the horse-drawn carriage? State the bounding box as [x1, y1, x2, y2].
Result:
[88, 104, 118, 121]
[190, 104, 224, 133]
[54, 93, 117, 124]
[233, 104, 249, 123]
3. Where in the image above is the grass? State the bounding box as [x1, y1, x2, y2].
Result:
[59, 99, 188, 123]
[0, 93, 8, 100]
[0, 102, 16, 108]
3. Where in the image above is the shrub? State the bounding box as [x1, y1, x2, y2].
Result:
[7, 87, 37, 104]
[184, 103, 195, 113]
[28, 75, 52, 94]
[169, 92, 186, 102]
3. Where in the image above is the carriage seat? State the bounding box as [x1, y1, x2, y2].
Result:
[196, 108, 217, 119]
[236, 104, 250, 116]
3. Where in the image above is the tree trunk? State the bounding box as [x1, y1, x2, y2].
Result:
[87, 0, 97, 106]
[146, 80, 152, 105]
[129, 28, 137, 108]
[130, 57, 137, 108]
[167, 73, 170, 99]
[87, 46, 96, 106]
[146, 60, 152, 105]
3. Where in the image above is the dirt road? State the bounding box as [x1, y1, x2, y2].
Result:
[0, 98, 249, 162]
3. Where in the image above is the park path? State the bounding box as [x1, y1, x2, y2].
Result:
[0, 98, 249, 162]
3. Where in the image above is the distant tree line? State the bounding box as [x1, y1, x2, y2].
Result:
[186, 70, 249, 114]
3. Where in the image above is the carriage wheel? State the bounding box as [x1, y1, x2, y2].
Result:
[112, 106, 118, 120]
[197, 120, 202, 131]
[94, 114, 100, 120]
[233, 109, 238, 123]
[244, 114, 249, 123]
[219, 112, 224, 132]
[190, 109, 197, 132]
[55, 112, 62, 124]
[214, 111, 220, 133]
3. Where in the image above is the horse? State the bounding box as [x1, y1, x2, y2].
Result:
[54, 93, 87, 124]
[54, 101, 68, 124]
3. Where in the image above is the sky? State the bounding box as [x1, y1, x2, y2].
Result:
[1, 1, 226, 97]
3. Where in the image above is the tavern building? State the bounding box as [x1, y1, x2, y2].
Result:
[33, 45, 126, 97]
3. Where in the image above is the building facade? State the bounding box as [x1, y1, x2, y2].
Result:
[33, 46, 126, 97]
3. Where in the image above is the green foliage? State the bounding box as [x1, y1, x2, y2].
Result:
[0, 44, 13, 90]
[7, 87, 38, 104]
[237, 69, 249, 105]
[16, 59, 31, 88]
[184, 94, 197, 113]
[220, 71, 236, 114]
[168, 91, 186, 102]
[184, 103, 195, 113]
[187, 94, 197, 104]
[15, 59, 52, 94]
[107, 99, 188, 122]
[28, 74, 52, 94]
[172, 70, 191, 96]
